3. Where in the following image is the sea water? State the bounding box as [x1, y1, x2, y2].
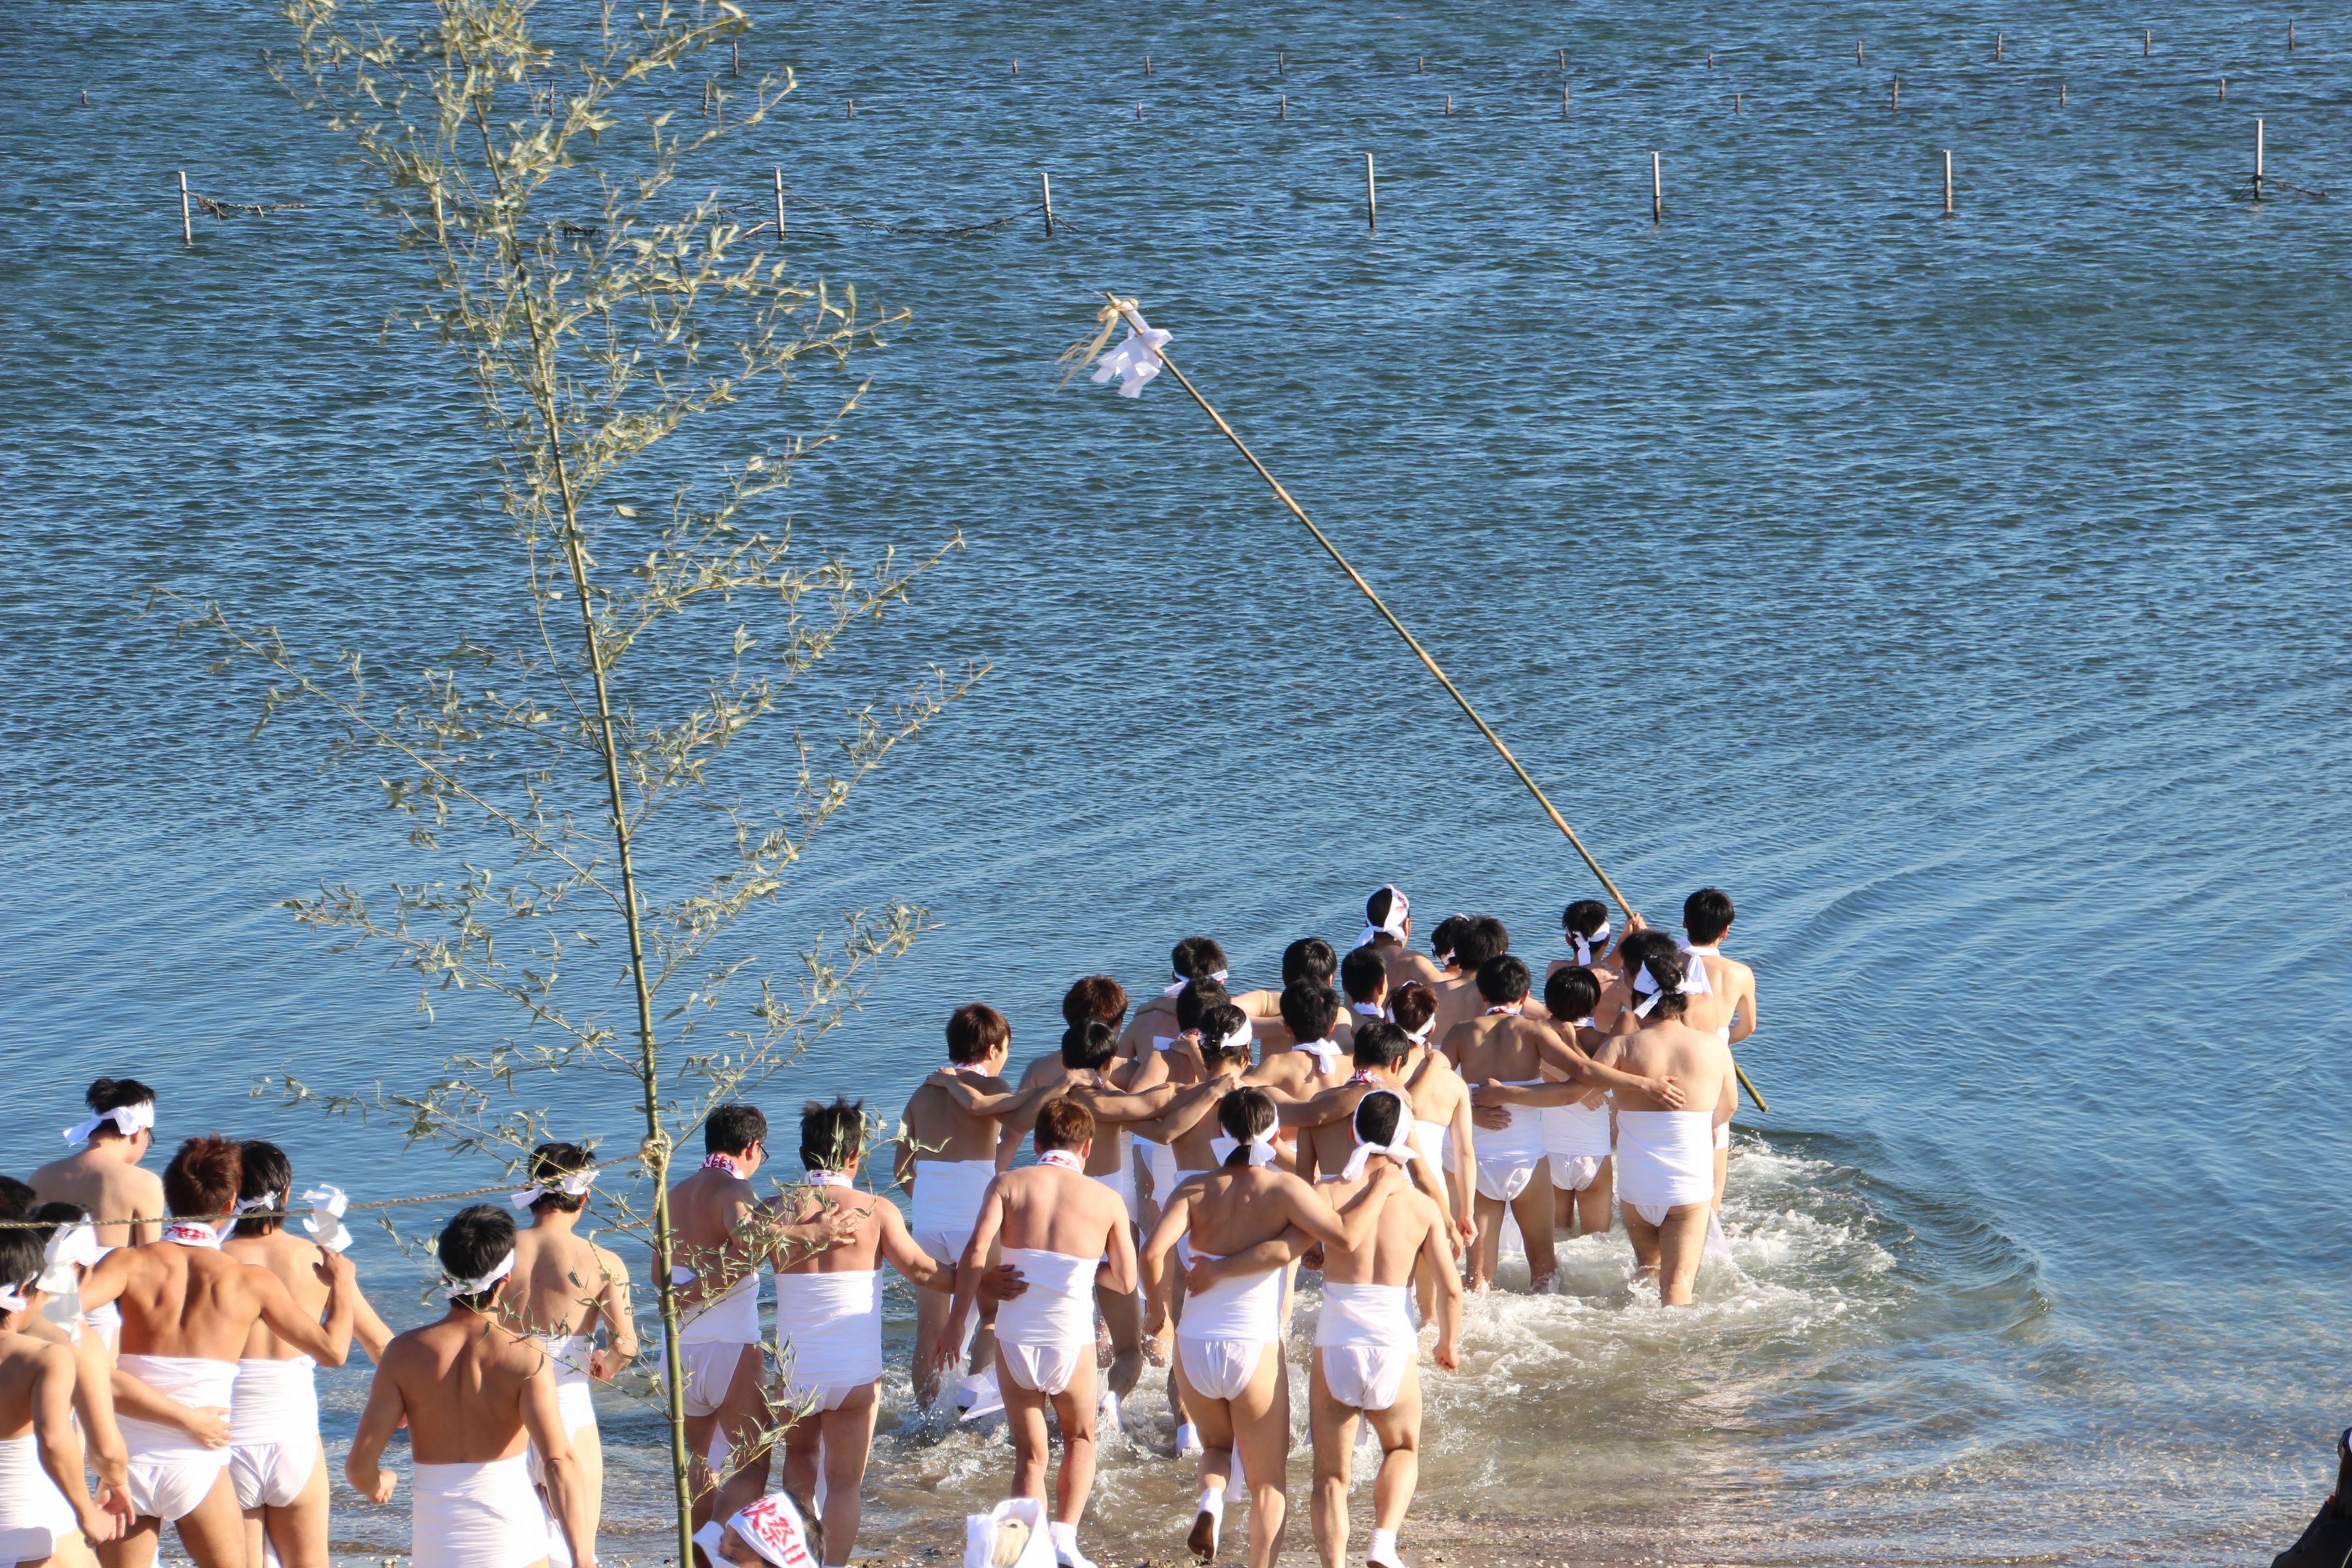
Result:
[3, 3, 2347, 1563]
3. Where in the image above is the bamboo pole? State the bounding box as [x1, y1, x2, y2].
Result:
[1944, 149, 1952, 215]
[1097, 293, 1769, 1114]
[772, 166, 785, 242]
[2254, 117, 2265, 197]
[1651, 150, 1662, 223]
[1365, 150, 1377, 230]
[1041, 171, 1054, 237]
[179, 172, 192, 245]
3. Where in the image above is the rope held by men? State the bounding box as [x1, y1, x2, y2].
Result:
[1095, 292, 1769, 1114]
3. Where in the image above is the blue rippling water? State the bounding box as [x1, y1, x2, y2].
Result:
[3, 3, 2348, 1563]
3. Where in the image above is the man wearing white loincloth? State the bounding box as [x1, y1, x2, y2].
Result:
[30, 1077, 167, 1353]
[78, 1136, 355, 1568]
[346, 1205, 595, 1568]
[1593, 948, 1736, 1305]
[220, 1141, 396, 1568]
[1351, 885, 1446, 998]
[502, 1143, 635, 1552]
[932, 1098, 1135, 1568]
[1442, 955, 1562, 1292]
[1140, 1088, 1402, 1568]
[892, 1002, 1019, 1409]
[0, 1226, 123, 1568]
[1676, 888, 1759, 1217]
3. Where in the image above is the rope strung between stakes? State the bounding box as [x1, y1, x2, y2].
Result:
[1085, 291, 1767, 1114]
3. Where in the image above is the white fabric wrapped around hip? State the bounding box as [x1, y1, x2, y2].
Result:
[1541, 1098, 1614, 1161]
[1613, 1111, 1716, 1210]
[1175, 1255, 1285, 1344]
[772, 1270, 884, 1394]
[0, 1432, 77, 1561]
[1313, 1282, 1416, 1351]
[909, 1158, 998, 1257]
[678, 1266, 763, 1345]
[993, 1249, 1098, 1350]
[410, 1454, 552, 1568]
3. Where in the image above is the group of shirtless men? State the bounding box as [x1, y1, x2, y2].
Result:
[0, 883, 1756, 1568]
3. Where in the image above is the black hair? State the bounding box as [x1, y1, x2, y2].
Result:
[1476, 954, 1532, 1005]
[1281, 938, 1338, 989]
[1636, 947, 1690, 1021]
[1544, 965, 1602, 1022]
[1060, 976, 1128, 1029]
[525, 1143, 594, 1214]
[28, 1201, 89, 1249]
[1173, 977, 1231, 1033]
[1365, 887, 1404, 930]
[1171, 936, 1228, 982]
[0, 1230, 42, 1301]
[1389, 982, 1438, 1039]
[1351, 1021, 1411, 1071]
[1216, 1086, 1276, 1159]
[1428, 915, 1469, 968]
[799, 1098, 864, 1173]
[0, 1178, 32, 1221]
[1061, 1019, 1117, 1071]
[1339, 945, 1388, 1004]
[1563, 898, 1610, 940]
[946, 1002, 1011, 1064]
[438, 1205, 517, 1310]
[1352, 1090, 1404, 1150]
[1454, 916, 1508, 972]
[85, 1077, 157, 1117]
[1199, 1003, 1251, 1064]
[1034, 1098, 1094, 1154]
[1685, 888, 1736, 945]
[237, 1141, 294, 1235]
[1617, 927, 1678, 975]
[1278, 982, 1340, 1046]
[705, 1103, 768, 1158]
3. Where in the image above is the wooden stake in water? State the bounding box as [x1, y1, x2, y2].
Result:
[1446, 93, 1453, 114]
[1735, 92, 1741, 114]
[1857, 39, 1865, 65]
[2144, 28, 2151, 56]
[1892, 74, 1899, 110]
[178, 170, 192, 245]
[1135, 101, 1142, 120]
[1944, 149, 1953, 215]
[1563, 82, 1571, 116]
[1997, 31, 2004, 61]
[1652, 150, 1662, 223]
[1279, 50, 1284, 75]
[1280, 93, 1287, 119]
[2288, 20, 2296, 51]
[847, 99, 855, 116]
[1559, 47, 1566, 69]
[773, 166, 785, 242]
[1365, 150, 1377, 231]
[2219, 76, 2227, 101]
[1708, 50, 1714, 68]
[1013, 58, 1019, 75]
[1041, 171, 1054, 237]
[2254, 117, 2264, 197]
[732, 39, 740, 75]
[702, 79, 711, 116]
[2061, 81, 2067, 105]
[1145, 54, 1152, 76]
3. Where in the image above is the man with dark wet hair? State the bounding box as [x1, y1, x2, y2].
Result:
[33, 1079, 166, 1350]
[1354, 885, 1445, 997]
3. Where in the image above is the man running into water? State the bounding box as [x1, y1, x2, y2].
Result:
[1536, 968, 1616, 1237]
[348, 1205, 595, 1568]
[220, 1141, 395, 1568]
[1303, 1090, 1460, 1568]
[1442, 956, 1559, 1292]
[1243, 984, 1352, 1120]
[31, 1079, 165, 1352]
[502, 1143, 636, 1550]
[1352, 885, 1445, 997]
[931, 1099, 1135, 1568]
[740, 1100, 957, 1568]
[1594, 949, 1734, 1305]
[892, 1004, 1017, 1409]
[78, 1136, 354, 1568]
[0, 1226, 123, 1568]
[1140, 1089, 1402, 1568]
[1678, 888, 1759, 1215]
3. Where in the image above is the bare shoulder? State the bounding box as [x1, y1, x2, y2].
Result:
[587, 1241, 630, 1282]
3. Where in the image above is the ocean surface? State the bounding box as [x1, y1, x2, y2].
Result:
[4, 3, 2347, 1564]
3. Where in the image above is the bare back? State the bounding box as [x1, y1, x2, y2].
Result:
[1179, 1167, 1316, 1257]
[1316, 1175, 1444, 1288]
[1375, 942, 1445, 996]
[900, 1077, 1011, 1164]
[222, 1229, 334, 1360]
[1428, 975, 1487, 1045]
[669, 1163, 758, 1259]
[1446, 1013, 1550, 1086]
[506, 1222, 625, 1340]
[994, 1164, 1126, 1259]
[30, 1147, 163, 1249]
[1601, 1019, 1731, 1113]
[380, 1317, 550, 1463]
[103, 1245, 279, 1361]
[0, 1334, 68, 1440]
[1401, 1049, 1468, 1128]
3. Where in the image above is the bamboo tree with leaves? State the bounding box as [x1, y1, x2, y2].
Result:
[169, 2, 984, 1558]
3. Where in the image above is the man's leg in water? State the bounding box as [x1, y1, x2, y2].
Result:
[1712, 1079, 1735, 1214]
[1575, 1158, 1614, 1238]
[914, 1281, 955, 1408]
[1096, 1280, 1142, 1404]
[1228, 1348, 1292, 1568]
[1620, 1203, 1663, 1288]
[1305, 1352, 1360, 1568]
[1364, 1362, 1424, 1566]
[1470, 1194, 1506, 1290]
[1508, 1183, 1557, 1290]
[816, 1387, 882, 1568]
[708, 1346, 774, 1533]
[1173, 1354, 1233, 1561]
[1656, 1203, 1711, 1306]
[1045, 1358, 1102, 1528]
[168, 1472, 246, 1568]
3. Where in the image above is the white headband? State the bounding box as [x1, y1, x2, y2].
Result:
[1674, 938, 1720, 994]
[1295, 1037, 1344, 1071]
[1354, 885, 1410, 950]
[1163, 966, 1232, 998]
[223, 1190, 284, 1241]
[1209, 1124, 1280, 1168]
[444, 1249, 515, 1300]
[0, 1286, 28, 1313]
[39, 1222, 101, 1294]
[1570, 921, 1612, 967]
[1631, 957, 1711, 1019]
[63, 1101, 154, 1145]
[1337, 1090, 1422, 1182]
[1403, 1018, 1434, 1045]
[511, 1166, 598, 1210]
[1202, 1013, 1254, 1055]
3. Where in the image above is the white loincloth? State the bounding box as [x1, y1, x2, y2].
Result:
[118, 1352, 237, 1522]
[1543, 1094, 1613, 1195]
[1616, 1111, 1716, 1225]
[0, 1432, 78, 1563]
[1137, 1137, 1179, 1211]
[524, 1335, 598, 1489]
[1411, 1119, 1450, 1211]
[1473, 1088, 1547, 1203]
[909, 1158, 998, 1264]
[230, 1354, 319, 1510]
[1315, 1283, 1417, 1413]
[1175, 1254, 1284, 1402]
[1713, 1122, 1731, 1151]
[992, 1248, 1098, 1396]
[664, 1266, 762, 1418]
[772, 1270, 882, 1413]
[1090, 1151, 1138, 1227]
[410, 1454, 552, 1568]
